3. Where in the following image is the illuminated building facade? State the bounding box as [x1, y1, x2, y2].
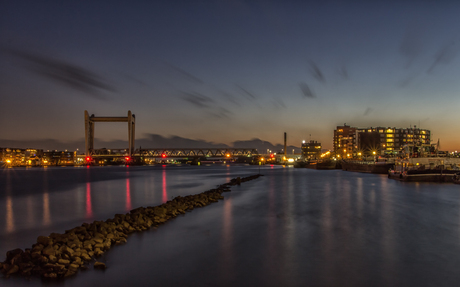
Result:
[301, 140, 322, 160]
[1, 148, 43, 166]
[357, 126, 431, 155]
[334, 125, 432, 157]
[333, 124, 356, 159]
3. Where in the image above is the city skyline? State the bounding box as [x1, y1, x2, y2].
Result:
[1, 1, 459, 151]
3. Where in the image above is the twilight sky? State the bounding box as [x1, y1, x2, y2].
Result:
[1, 0, 459, 151]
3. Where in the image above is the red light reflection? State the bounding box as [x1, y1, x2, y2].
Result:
[162, 168, 167, 203]
[126, 178, 132, 211]
[86, 182, 93, 218]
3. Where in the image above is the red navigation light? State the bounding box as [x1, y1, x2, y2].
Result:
[86, 156, 92, 162]
[270, 154, 274, 158]
[161, 153, 167, 158]
[125, 156, 131, 161]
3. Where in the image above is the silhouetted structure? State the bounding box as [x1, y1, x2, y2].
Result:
[85, 110, 135, 157]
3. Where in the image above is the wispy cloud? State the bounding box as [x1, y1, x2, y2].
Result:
[181, 91, 214, 108]
[180, 90, 233, 120]
[299, 82, 316, 98]
[235, 84, 256, 99]
[3, 48, 115, 99]
[272, 99, 286, 109]
[308, 60, 325, 82]
[209, 107, 233, 119]
[220, 90, 242, 107]
[427, 41, 459, 73]
[163, 61, 204, 84]
[363, 107, 373, 116]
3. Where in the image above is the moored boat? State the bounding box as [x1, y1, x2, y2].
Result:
[388, 157, 460, 182]
[306, 159, 339, 170]
[342, 160, 394, 174]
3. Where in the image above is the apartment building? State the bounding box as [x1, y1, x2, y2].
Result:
[334, 125, 431, 157]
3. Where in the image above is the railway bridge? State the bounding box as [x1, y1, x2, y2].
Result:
[84, 110, 259, 162]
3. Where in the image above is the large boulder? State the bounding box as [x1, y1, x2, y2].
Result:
[42, 245, 56, 257]
[37, 236, 52, 246]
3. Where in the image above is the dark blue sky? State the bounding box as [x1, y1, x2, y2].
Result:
[1, 0, 459, 151]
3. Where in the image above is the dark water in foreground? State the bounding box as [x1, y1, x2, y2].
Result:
[1, 165, 460, 287]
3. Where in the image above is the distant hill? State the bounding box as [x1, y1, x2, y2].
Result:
[0, 134, 301, 153]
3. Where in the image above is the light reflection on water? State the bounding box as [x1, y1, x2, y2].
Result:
[1, 166, 460, 286]
[126, 178, 132, 212]
[42, 192, 50, 226]
[86, 182, 92, 219]
[162, 166, 168, 203]
[221, 196, 233, 281]
[6, 196, 14, 233]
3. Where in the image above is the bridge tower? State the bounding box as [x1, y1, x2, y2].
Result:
[84, 110, 135, 157]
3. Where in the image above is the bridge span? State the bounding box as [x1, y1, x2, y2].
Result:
[88, 148, 259, 158]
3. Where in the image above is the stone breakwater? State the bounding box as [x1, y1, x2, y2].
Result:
[0, 174, 263, 279]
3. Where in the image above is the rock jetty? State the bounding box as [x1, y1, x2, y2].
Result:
[0, 174, 262, 279]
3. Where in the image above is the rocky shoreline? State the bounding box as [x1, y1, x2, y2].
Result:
[0, 174, 263, 279]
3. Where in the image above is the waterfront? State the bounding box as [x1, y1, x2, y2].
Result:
[1, 165, 460, 286]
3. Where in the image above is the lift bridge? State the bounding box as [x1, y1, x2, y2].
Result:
[84, 111, 259, 160]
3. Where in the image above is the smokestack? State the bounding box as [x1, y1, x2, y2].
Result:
[284, 132, 287, 157]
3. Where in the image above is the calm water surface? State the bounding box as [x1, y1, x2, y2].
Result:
[1, 165, 460, 286]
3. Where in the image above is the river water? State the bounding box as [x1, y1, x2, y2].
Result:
[1, 164, 460, 286]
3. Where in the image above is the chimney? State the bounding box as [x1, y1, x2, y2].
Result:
[284, 132, 287, 157]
